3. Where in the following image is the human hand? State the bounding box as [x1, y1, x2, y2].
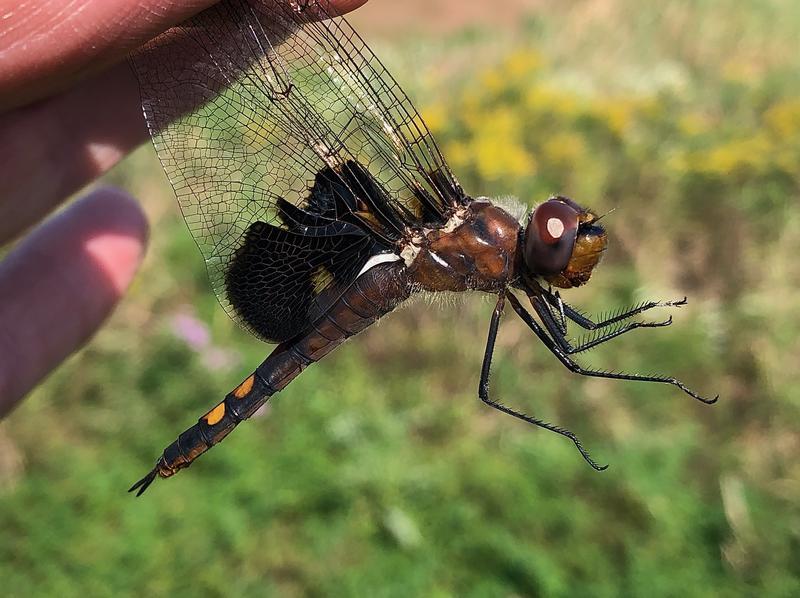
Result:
[0, 0, 368, 416]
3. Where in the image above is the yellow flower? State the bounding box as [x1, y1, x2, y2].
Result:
[459, 92, 487, 131]
[502, 50, 543, 79]
[470, 107, 537, 181]
[443, 141, 472, 171]
[525, 86, 579, 118]
[478, 50, 543, 94]
[474, 137, 537, 181]
[678, 114, 711, 137]
[680, 136, 772, 176]
[590, 99, 635, 137]
[764, 99, 800, 140]
[479, 70, 507, 95]
[540, 133, 587, 169]
[422, 102, 448, 134]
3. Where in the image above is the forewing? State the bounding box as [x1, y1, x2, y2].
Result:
[131, 0, 464, 340]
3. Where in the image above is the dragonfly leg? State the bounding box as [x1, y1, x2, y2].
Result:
[542, 288, 687, 331]
[540, 288, 568, 334]
[531, 295, 673, 354]
[478, 293, 608, 471]
[507, 294, 718, 405]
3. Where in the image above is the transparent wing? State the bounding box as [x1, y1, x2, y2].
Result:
[130, 0, 465, 340]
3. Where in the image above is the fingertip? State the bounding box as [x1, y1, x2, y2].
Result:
[75, 187, 149, 294]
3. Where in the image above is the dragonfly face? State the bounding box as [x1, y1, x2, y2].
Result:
[127, 0, 716, 496]
[522, 196, 608, 290]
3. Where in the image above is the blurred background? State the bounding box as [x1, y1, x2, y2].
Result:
[2, 0, 799, 595]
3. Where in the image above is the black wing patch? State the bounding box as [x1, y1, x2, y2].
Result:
[304, 161, 410, 242]
[225, 217, 373, 343]
[233, 161, 397, 342]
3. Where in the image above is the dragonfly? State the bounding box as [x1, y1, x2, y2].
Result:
[128, 0, 717, 496]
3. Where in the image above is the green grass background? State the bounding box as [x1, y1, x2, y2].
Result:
[2, 0, 799, 595]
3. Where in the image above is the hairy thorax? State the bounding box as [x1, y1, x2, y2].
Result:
[403, 199, 522, 293]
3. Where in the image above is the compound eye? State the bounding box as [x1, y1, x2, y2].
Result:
[536, 202, 573, 244]
[524, 199, 580, 275]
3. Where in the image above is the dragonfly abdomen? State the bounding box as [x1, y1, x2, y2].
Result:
[130, 262, 410, 495]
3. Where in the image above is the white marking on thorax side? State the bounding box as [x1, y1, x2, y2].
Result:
[399, 228, 426, 267]
[357, 253, 402, 278]
[429, 252, 449, 268]
[441, 206, 469, 233]
[399, 243, 420, 267]
[396, 206, 471, 269]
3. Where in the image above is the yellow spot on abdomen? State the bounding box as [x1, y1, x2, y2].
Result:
[204, 402, 226, 425]
[233, 375, 255, 399]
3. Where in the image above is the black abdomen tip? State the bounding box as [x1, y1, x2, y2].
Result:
[128, 467, 158, 497]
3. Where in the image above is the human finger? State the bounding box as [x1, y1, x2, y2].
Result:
[0, 0, 217, 112]
[0, 0, 369, 111]
[0, 187, 149, 415]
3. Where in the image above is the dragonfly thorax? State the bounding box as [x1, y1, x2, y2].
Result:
[403, 199, 523, 293]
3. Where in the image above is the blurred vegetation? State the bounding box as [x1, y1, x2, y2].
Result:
[2, 1, 799, 596]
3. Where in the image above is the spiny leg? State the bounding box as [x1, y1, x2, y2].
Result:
[479, 293, 608, 471]
[532, 294, 673, 354]
[542, 288, 688, 331]
[507, 294, 718, 405]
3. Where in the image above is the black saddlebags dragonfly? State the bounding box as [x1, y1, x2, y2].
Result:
[129, 0, 717, 495]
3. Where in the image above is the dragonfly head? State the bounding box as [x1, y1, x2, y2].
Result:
[522, 196, 608, 289]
